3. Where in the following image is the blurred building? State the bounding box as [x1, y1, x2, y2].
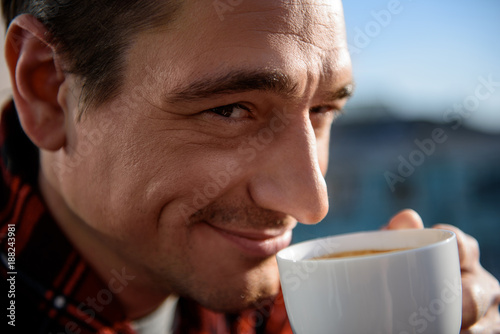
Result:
[293, 109, 500, 280]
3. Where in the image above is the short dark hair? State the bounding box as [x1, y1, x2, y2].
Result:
[2, 0, 181, 113]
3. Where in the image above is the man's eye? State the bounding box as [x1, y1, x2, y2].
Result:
[310, 105, 345, 120]
[310, 105, 334, 114]
[207, 103, 251, 119]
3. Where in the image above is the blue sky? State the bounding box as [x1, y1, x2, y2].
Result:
[341, 0, 500, 133]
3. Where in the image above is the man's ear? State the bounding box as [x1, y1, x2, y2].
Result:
[5, 14, 68, 151]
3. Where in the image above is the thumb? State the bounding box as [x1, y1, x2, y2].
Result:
[384, 209, 424, 230]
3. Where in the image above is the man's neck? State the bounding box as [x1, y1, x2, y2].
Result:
[38, 161, 169, 319]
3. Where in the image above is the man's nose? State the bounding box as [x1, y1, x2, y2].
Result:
[248, 113, 329, 225]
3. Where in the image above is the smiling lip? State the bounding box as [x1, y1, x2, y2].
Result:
[205, 222, 293, 257]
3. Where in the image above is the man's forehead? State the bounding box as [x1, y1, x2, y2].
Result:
[128, 0, 350, 99]
[210, 0, 346, 42]
[178, 0, 345, 38]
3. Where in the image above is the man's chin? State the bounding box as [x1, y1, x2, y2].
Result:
[199, 288, 281, 314]
[192, 273, 282, 314]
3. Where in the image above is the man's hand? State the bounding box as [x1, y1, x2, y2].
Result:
[386, 209, 500, 333]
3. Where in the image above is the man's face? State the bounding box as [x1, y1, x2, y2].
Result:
[51, 0, 352, 312]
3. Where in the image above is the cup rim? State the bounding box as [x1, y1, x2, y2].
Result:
[277, 228, 456, 262]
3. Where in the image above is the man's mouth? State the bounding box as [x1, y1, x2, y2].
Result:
[204, 222, 293, 257]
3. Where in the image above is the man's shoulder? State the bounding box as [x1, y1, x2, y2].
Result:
[0, 186, 135, 333]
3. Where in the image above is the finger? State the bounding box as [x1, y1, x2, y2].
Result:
[460, 272, 490, 329]
[460, 270, 500, 331]
[460, 304, 500, 334]
[432, 224, 480, 272]
[384, 209, 424, 230]
[460, 267, 500, 330]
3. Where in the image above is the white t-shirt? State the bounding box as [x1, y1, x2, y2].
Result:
[131, 295, 179, 334]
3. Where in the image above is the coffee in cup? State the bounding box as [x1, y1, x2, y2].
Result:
[312, 247, 411, 260]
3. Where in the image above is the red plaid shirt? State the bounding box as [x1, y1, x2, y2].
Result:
[0, 101, 293, 334]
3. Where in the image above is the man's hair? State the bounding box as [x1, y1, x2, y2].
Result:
[2, 0, 181, 113]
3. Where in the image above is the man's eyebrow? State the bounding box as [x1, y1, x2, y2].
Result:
[165, 69, 355, 104]
[325, 82, 355, 102]
[165, 69, 299, 103]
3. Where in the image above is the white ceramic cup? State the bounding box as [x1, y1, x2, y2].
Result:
[276, 229, 462, 334]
